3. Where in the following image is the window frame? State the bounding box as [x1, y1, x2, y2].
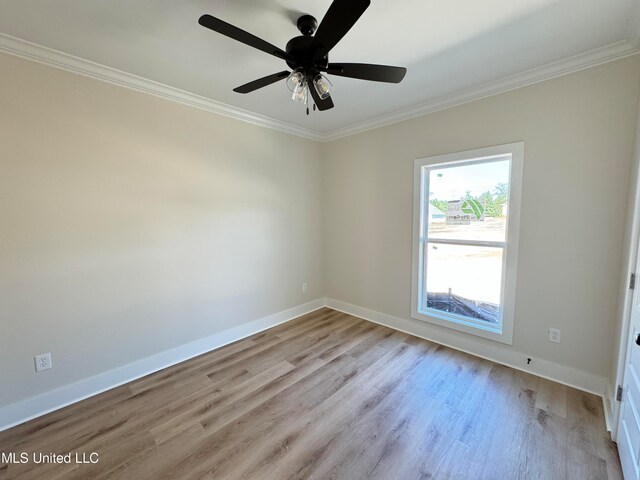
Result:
[411, 142, 524, 344]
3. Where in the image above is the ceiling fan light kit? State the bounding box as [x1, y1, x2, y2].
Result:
[198, 0, 406, 113]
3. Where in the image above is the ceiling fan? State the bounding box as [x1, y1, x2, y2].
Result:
[198, 0, 407, 113]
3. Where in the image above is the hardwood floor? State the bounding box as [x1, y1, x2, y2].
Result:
[0, 308, 621, 479]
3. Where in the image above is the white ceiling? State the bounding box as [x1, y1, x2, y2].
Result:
[0, 0, 638, 135]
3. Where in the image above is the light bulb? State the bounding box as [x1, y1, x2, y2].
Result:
[313, 74, 332, 100]
[286, 69, 306, 93]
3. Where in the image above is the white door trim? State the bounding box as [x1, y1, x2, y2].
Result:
[612, 90, 640, 441]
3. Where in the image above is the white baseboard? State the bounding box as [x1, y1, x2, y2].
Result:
[0, 296, 609, 432]
[325, 298, 607, 397]
[603, 394, 613, 433]
[604, 382, 620, 439]
[0, 298, 325, 432]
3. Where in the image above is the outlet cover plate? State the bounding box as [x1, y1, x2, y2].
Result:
[35, 353, 52, 372]
[549, 328, 561, 344]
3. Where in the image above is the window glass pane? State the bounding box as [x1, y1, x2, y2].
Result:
[427, 159, 510, 242]
[423, 243, 503, 324]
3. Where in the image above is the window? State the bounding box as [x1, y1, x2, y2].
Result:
[411, 143, 524, 344]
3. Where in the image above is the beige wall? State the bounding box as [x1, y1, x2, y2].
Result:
[2, 49, 639, 413]
[0, 53, 324, 407]
[322, 56, 640, 379]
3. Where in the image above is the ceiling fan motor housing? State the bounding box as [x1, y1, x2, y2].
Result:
[286, 20, 328, 73]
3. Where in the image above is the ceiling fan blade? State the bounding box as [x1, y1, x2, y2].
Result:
[233, 71, 291, 94]
[311, 0, 370, 57]
[326, 63, 407, 83]
[307, 75, 334, 111]
[199, 14, 294, 63]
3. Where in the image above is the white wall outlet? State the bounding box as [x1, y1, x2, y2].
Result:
[35, 353, 52, 372]
[302, 282, 308, 293]
[548, 328, 561, 344]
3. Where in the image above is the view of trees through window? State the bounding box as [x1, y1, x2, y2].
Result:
[430, 182, 509, 219]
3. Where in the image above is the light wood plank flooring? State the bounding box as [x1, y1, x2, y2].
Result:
[0, 308, 622, 479]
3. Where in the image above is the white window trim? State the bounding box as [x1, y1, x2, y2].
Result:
[411, 142, 524, 345]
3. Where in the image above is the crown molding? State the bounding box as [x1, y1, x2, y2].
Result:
[0, 33, 638, 144]
[322, 40, 640, 142]
[0, 33, 324, 142]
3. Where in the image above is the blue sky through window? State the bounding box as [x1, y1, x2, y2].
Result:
[429, 158, 510, 201]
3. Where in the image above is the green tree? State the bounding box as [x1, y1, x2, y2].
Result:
[494, 183, 508, 201]
[431, 182, 509, 218]
[430, 199, 448, 213]
[492, 183, 508, 217]
[481, 191, 497, 217]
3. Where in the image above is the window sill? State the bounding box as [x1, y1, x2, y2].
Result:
[411, 307, 513, 345]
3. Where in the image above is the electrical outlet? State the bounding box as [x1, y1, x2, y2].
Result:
[302, 282, 308, 293]
[35, 353, 52, 372]
[549, 328, 561, 344]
